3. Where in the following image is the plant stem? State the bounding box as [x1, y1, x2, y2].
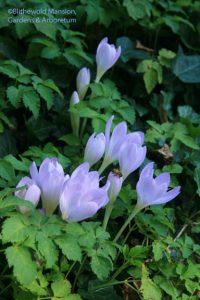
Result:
[72, 254, 87, 291]
[80, 118, 87, 138]
[65, 261, 77, 278]
[102, 203, 114, 230]
[98, 158, 110, 175]
[113, 205, 142, 243]
[111, 262, 129, 280]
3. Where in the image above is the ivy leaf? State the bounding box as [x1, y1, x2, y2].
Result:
[36, 231, 58, 268]
[140, 264, 162, 300]
[6, 245, 37, 285]
[55, 236, 82, 262]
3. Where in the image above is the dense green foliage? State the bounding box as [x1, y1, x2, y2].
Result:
[0, 0, 200, 299]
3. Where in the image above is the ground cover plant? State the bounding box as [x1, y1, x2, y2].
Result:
[0, 0, 200, 299]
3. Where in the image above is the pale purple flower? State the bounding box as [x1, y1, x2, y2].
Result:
[84, 133, 106, 167]
[76, 67, 90, 100]
[60, 162, 110, 222]
[30, 158, 65, 215]
[119, 134, 147, 180]
[136, 162, 181, 208]
[96, 37, 121, 82]
[101, 116, 146, 178]
[15, 176, 41, 214]
[70, 91, 80, 136]
[107, 171, 123, 203]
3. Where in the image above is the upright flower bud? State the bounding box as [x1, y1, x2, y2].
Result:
[95, 37, 121, 82]
[15, 176, 41, 214]
[107, 170, 123, 203]
[70, 91, 80, 136]
[84, 133, 106, 167]
[76, 67, 90, 100]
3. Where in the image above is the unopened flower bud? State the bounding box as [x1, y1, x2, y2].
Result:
[107, 170, 123, 203]
[70, 91, 80, 136]
[84, 133, 106, 167]
[76, 67, 90, 100]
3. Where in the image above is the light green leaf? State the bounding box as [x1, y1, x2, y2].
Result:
[36, 231, 58, 268]
[22, 89, 40, 119]
[52, 279, 71, 297]
[144, 69, 158, 94]
[55, 236, 82, 262]
[90, 254, 113, 280]
[6, 245, 37, 285]
[140, 264, 162, 300]
[2, 214, 30, 243]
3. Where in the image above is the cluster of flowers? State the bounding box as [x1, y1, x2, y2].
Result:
[15, 37, 180, 224]
[15, 115, 180, 222]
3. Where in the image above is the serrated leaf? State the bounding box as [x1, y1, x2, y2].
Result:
[55, 236, 82, 262]
[6, 245, 37, 285]
[36, 84, 54, 110]
[152, 241, 163, 261]
[7, 86, 22, 108]
[36, 231, 58, 268]
[140, 264, 162, 300]
[34, 23, 57, 40]
[51, 279, 71, 297]
[22, 89, 40, 119]
[2, 214, 30, 243]
[90, 255, 113, 280]
[0, 159, 15, 181]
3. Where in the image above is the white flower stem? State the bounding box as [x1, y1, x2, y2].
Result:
[113, 204, 142, 243]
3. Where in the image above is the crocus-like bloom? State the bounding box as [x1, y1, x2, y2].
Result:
[107, 171, 123, 203]
[95, 37, 121, 82]
[119, 132, 147, 180]
[84, 133, 106, 167]
[15, 176, 41, 214]
[70, 91, 80, 136]
[99, 115, 146, 176]
[76, 67, 90, 100]
[60, 162, 110, 222]
[136, 162, 181, 208]
[30, 158, 65, 215]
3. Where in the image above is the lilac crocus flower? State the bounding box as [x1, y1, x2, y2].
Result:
[15, 176, 41, 214]
[30, 158, 65, 215]
[119, 132, 147, 180]
[70, 91, 80, 136]
[76, 67, 90, 100]
[84, 133, 106, 167]
[136, 162, 181, 208]
[60, 162, 110, 222]
[95, 37, 121, 82]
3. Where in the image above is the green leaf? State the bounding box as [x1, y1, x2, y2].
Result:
[0, 159, 15, 181]
[52, 279, 71, 297]
[41, 45, 61, 59]
[144, 69, 158, 94]
[140, 264, 162, 300]
[91, 254, 113, 280]
[6, 245, 37, 285]
[123, 0, 152, 20]
[36, 231, 58, 268]
[34, 23, 57, 40]
[173, 52, 200, 83]
[154, 275, 179, 298]
[194, 167, 200, 196]
[16, 22, 32, 39]
[36, 84, 54, 110]
[2, 214, 30, 243]
[178, 105, 200, 124]
[55, 236, 82, 262]
[7, 86, 22, 108]
[22, 89, 40, 119]
[152, 241, 163, 261]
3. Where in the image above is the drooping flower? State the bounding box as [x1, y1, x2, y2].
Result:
[84, 133, 106, 167]
[70, 91, 80, 136]
[60, 162, 110, 222]
[107, 170, 123, 203]
[136, 162, 181, 208]
[76, 67, 90, 100]
[95, 37, 121, 82]
[30, 158, 65, 215]
[15, 176, 41, 214]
